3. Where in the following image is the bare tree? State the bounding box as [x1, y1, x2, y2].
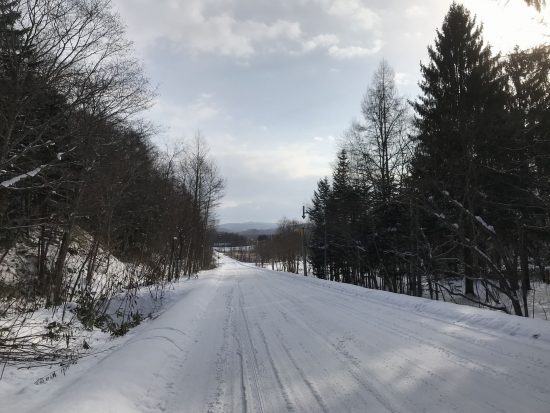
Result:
[346, 60, 410, 205]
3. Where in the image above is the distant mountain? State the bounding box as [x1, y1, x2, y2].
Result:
[238, 228, 277, 238]
[217, 222, 277, 234]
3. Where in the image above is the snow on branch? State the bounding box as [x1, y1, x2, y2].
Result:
[438, 189, 497, 237]
[1, 166, 45, 189]
[474, 216, 495, 234]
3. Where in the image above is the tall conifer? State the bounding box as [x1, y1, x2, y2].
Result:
[307, 178, 332, 279]
[411, 3, 508, 294]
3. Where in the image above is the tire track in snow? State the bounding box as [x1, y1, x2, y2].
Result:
[237, 282, 266, 413]
[276, 333, 330, 413]
[262, 276, 502, 413]
[269, 272, 549, 383]
[264, 276, 547, 412]
[252, 282, 332, 413]
[209, 285, 236, 413]
[315, 289, 550, 404]
[234, 337, 248, 413]
[272, 271, 550, 368]
[252, 319, 296, 412]
[255, 277, 399, 413]
[266, 280, 498, 412]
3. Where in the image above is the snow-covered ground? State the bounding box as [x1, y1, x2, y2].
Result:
[2, 255, 550, 413]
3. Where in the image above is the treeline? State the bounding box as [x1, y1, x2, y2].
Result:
[308, 3, 550, 317]
[215, 232, 249, 248]
[255, 219, 305, 272]
[0, 0, 223, 325]
[222, 219, 306, 273]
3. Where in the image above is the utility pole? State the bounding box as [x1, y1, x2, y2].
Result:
[302, 205, 308, 277]
[324, 208, 328, 279]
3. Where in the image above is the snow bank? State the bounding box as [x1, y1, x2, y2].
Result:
[240, 261, 550, 346]
[38, 277, 220, 413]
[1, 270, 219, 413]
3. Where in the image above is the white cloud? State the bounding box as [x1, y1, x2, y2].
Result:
[313, 135, 336, 142]
[115, 0, 303, 58]
[303, 33, 340, 52]
[148, 94, 222, 144]
[325, 0, 380, 31]
[460, 0, 550, 53]
[302, 33, 383, 59]
[241, 142, 333, 179]
[405, 5, 427, 18]
[402, 31, 424, 40]
[180, 16, 304, 58]
[218, 199, 246, 209]
[395, 72, 411, 86]
[114, 0, 382, 60]
[328, 40, 382, 59]
[212, 136, 334, 180]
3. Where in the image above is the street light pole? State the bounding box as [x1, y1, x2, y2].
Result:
[302, 205, 308, 277]
[324, 208, 328, 279]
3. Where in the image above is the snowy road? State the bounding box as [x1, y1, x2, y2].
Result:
[8, 256, 550, 413]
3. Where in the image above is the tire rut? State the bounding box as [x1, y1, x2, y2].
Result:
[208, 286, 235, 413]
[237, 282, 266, 413]
[265, 279, 542, 412]
[275, 330, 331, 413]
[254, 278, 397, 413]
[262, 280, 463, 413]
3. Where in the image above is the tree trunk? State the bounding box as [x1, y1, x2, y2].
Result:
[51, 218, 74, 306]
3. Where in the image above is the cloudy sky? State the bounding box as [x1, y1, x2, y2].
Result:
[111, 0, 548, 224]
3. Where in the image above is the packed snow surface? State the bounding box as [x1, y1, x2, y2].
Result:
[3, 255, 550, 413]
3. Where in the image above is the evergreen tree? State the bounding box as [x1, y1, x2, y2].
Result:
[307, 177, 331, 279]
[507, 46, 550, 190]
[411, 2, 508, 294]
[502, 45, 550, 315]
[0, 0, 49, 247]
[331, 149, 360, 283]
[0, 0, 40, 163]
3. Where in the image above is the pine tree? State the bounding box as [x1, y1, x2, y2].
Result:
[0, 0, 40, 246]
[0, 0, 30, 163]
[507, 46, 550, 188]
[411, 3, 508, 295]
[0, 0, 73, 255]
[307, 177, 331, 279]
[502, 45, 550, 315]
[330, 150, 360, 283]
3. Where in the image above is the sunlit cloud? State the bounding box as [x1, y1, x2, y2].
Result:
[405, 5, 428, 18]
[461, 0, 549, 52]
[115, 0, 382, 60]
[328, 40, 383, 59]
[324, 0, 381, 31]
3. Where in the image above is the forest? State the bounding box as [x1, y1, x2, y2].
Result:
[306, 3, 550, 318]
[0, 0, 223, 364]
